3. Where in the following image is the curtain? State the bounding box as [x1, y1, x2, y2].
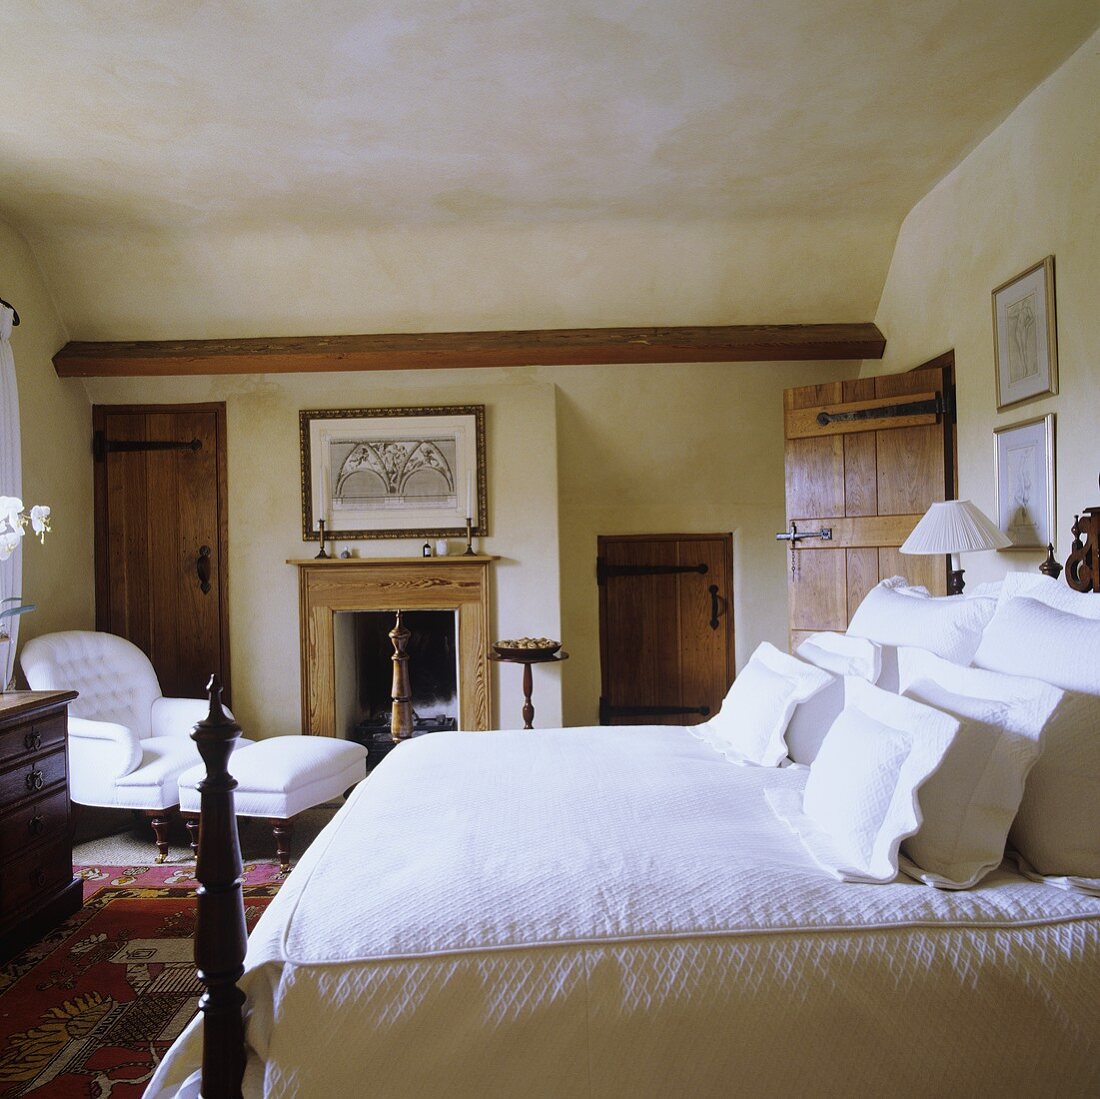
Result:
[0, 304, 22, 676]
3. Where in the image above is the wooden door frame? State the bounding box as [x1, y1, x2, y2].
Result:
[92, 402, 231, 699]
[597, 532, 735, 720]
[923, 349, 960, 503]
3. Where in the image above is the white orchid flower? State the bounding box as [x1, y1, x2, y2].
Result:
[0, 497, 25, 537]
[0, 531, 19, 561]
[29, 505, 51, 542]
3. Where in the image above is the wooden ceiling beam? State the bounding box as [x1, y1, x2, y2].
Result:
[53, 323, 885, 377]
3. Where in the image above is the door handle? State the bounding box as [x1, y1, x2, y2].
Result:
[775, 521, 833, 543]
[196, 545, 212, 594]
[708, 584, 720, 630]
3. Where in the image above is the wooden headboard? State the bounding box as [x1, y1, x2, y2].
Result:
[1064, 482, 1100, 592]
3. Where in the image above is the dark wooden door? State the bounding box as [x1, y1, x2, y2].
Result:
[783, 353, 956, 650]
[598, 533, 734, 726]
[93, 405, 230, 700]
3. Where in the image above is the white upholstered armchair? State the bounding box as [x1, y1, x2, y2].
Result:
[21, 630, 244, 861]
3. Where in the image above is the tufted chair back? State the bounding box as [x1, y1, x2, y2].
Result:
[21, 631, 164, 740]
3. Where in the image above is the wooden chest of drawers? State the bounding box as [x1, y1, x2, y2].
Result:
[0, 690, 81, 960]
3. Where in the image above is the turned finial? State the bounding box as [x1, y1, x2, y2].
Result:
[1039, 543, 1063, 579]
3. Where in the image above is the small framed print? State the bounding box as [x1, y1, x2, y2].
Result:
[993, 413, 1055, 551]
[992, 255, 1058, 411]
[300, 405, 486, 541]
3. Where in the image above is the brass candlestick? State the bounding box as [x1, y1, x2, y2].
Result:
[315, 519, 330, 559]
[463, 516, 475, 555]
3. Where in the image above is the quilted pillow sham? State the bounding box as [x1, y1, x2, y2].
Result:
[694, 642, 832, 767]
[896, 650, 1062, 889]
[785, 632, 882, 765]
[973, 595, 1100, 695]
[969, 596, 1100, 885]
[795, 632, 882, 682]
[846, 577, 995, 678]
[767, 680, 958, 883]
[994, 571, 1100, 618]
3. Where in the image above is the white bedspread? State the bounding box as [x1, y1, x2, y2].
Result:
[149, 726, 1100, 1098]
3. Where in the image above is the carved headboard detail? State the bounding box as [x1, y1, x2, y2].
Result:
[1063, 474, 1100, 593]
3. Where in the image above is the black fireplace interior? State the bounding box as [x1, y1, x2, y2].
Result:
[347, 610, 459, 747]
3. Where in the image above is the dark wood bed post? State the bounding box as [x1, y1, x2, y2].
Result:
[191, 675, 247, 1099]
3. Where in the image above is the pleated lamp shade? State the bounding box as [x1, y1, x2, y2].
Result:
[900, 500, 1012, 555]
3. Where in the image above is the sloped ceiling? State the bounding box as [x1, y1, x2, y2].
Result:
[1, 1, 1097, 341]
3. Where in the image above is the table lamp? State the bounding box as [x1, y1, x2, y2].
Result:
[900, 499, 1011, 595]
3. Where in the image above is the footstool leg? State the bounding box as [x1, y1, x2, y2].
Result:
[183, 813, 200, 859]
[142, 808, 173, 864]
[270, 817, 295, 873]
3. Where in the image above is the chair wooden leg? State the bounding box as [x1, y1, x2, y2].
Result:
[142, 808, 175, 864]
[270, 818, 295, 873]
[183, 813, 200, 859]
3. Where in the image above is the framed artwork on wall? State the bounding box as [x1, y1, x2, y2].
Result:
[992, 255, 1058, 410]
[993, 413, 1055, 551]
[300, 405, 486, 541]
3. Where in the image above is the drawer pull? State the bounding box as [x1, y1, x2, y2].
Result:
[31, 867, 47, 888]
[24, 729, 42, 751]
[28, 813, 45, 836]
[26, 768, 44, 792]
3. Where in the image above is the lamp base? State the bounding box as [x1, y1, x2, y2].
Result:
[948, 568, 965, 596]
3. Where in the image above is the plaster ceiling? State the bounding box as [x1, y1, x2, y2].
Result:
[0, 1, 1097, 338]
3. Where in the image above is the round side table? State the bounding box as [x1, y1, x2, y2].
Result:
[490, 650, 568, 729]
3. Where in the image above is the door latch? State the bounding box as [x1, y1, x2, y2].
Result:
[775, 521, 832, 543]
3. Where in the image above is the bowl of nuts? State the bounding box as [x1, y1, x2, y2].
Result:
[493, 637, 562, 660]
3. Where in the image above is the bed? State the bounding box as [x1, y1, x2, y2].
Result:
[147, 559, 1100, 1097]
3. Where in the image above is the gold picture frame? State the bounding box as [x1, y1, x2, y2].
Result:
[993, 413, 1055, 551]
[992, 255, 1058, 411]
[300, 405, 486, 541]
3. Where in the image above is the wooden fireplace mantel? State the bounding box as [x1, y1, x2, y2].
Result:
[290, 556, 496, 736]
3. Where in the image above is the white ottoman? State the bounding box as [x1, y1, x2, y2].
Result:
[178, 736, 367, 871]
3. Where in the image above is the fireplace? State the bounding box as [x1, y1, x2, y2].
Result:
[335, 609, 460, 752]
[290, 556, 495, 736]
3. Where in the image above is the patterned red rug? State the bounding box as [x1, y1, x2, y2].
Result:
[0, 862, 283, 1098]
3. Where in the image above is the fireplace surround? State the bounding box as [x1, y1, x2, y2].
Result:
[289, 556, 495, 736]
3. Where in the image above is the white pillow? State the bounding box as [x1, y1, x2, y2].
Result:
[969, 598, 1100, 880]
[895, 651, 1062, 889]
[695, 642, 832, 766]
[973, 596, 1100, 695]
[995, 571, 1100, 618]
[795, 632, 882, 681]
[767, 680, 958, 883]
[785, 633, 882, 765]
[782, 678, 845, 766]
[847, 578, 995, 667]
[1010, 687, 1100, 880]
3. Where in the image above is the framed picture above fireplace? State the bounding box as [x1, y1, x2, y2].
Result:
[300, 405, 487, 541]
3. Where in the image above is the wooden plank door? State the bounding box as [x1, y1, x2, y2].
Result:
[93, 404, 230, 700]
[783, 353, 956, 650]
[598, 533, 733, 725]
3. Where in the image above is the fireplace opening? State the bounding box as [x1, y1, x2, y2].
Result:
[334, 610, 459, 761]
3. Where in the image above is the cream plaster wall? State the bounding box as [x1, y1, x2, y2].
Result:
[34, 216, 895, 341]
[7, 3, 1099, 341]
[82, 369, 562, 737]
[868, 27, 1100, 588]
[551, 359, 856, 725]
[0, 220, 94, 651]
[84, 357, 855, 734]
